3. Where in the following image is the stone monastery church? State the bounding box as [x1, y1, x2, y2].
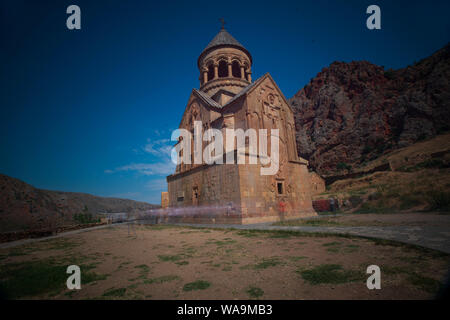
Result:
[165, 26, 317, 224]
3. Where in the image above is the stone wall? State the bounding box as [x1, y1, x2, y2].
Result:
[238, 160, 316, 224]
[309, 171, 326, 196]
[161, 192, 169, 209]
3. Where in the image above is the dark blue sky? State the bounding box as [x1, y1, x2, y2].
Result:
[1, 0, 449, 204]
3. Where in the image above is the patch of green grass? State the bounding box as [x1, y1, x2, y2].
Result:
[353, 202, 392, 214]
[158, 254, 184, 262]
[399, 194, 423, 210]
[0, 259, 106, 299]
[267, 232, 293, 238]
[144, 224, 178, 231]
[135, 264, 151, 273]
[322, 241, 342, 253]
[246, 286, 264, 298]
[0, 260, 67, 299]
[129, 264, 151, 281]
[102, 287, 126, 298]
[117, 261, 131, 270]
[6, 248, 29, 257]
[235, 230, 260, 238]
[288, 256, 307, 262]
[243, 257, 283, 270]
[427, 191, 450, 211]
[222, 265, 232, 271]
[274, 218, 339, 227]
[298, 264, 363, 285]
[83, 271, 109, 284]
[143, 275, 180, 284]
[64, 290, 76, 298]
[175, 260, 189, 266]
[183, 280, 211, 291]
[182, 247, 197, 257]
[407, 273, 442, 293]
[344, 244, 360, 253]
[41, 238, 80, 251]
[323, 242, 341, 247]
[318, 211, 342, 216]
[399, 159, 447, 172]
[254, 258, 282, 269]
[208, 239, 237, 246]
[382, 266, 442, 294]
[382, 266, 410, 275]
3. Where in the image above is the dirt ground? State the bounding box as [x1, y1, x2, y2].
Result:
[0, 224, 449, 300]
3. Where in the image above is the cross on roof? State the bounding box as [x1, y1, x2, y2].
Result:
[219, 18, 226, 29]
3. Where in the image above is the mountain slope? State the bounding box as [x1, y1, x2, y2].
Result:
[289, 44, 450, 176]
[313, 132, 450, 213]
[0, 174, 158, 232]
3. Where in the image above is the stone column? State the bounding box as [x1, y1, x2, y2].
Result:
[247, 71, 252, 82]
[203, 69, 208, 84]
[240, 65, 245, 80]
[214, 63, 218, 79]
[227, 62, 232, 78]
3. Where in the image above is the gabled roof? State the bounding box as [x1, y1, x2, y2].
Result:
[193, 89, 222, 109]
[192, 73, 292, 113]
[220, 75, 265, 107]
[192, 74, 266, 110]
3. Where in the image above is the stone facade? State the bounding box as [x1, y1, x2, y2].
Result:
[160, 192, 169, 209]
[166, 27, 317, 224]
[309, 171, 326, 196]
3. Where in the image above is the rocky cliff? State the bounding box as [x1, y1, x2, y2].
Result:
[289, 44, 450, 176]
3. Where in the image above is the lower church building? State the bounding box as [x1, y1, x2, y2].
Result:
[165, 26, 318, 224]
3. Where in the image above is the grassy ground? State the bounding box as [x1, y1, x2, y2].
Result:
[0, 224, 448, 300]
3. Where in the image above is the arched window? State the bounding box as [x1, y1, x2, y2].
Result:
[207, 63, 214, 81]
[218, 60, 227, 78]
[232, 61, 241, 78]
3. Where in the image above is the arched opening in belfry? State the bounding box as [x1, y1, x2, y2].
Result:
[232, 61, 241, 78]
[207, 63, 214, 81]
[218, 60, 227, 78]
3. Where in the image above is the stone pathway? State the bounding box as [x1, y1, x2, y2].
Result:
[178, 223, 450, 254]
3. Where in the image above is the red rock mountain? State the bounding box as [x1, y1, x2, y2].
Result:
[289, 44, 450, 176]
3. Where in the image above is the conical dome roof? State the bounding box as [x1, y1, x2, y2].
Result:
[198, 28, 252, 67]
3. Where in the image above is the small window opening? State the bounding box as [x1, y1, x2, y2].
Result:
[277, 182, 283, 195]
